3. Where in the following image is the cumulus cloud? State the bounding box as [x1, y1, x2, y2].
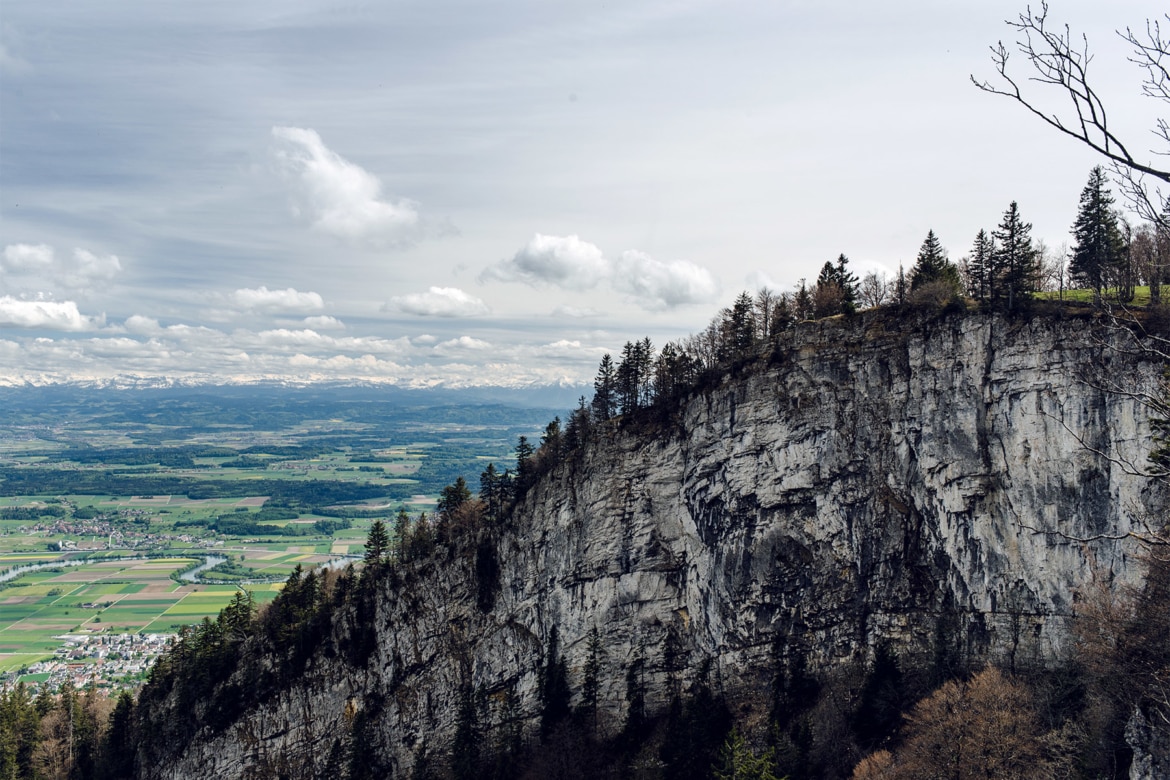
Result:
[484, 234, 719, 311]
[1, 244, 122, 291]
[232, 286, 324, 313]
[123, 315, 161, 335]
[2, 244, 54, 271]
[303, 315, 345, 330]
[480, 234, 608, 290]
[388, 287, 490, 318]
[271, 126, 420, 245]
[435, 336, 491, 352]
[612, 250, 720, 310]
[0, 297, 103, 331]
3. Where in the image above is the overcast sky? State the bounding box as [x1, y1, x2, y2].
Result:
[0, 0, 1164, 387]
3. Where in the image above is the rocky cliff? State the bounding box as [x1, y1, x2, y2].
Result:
[140, 309, 1164, 778]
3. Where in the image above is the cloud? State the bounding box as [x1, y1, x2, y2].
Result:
[389, 287, 489, 317]
[2, 244, 54, 271]
[481, 234, 609, 290]
[0, 297, 103, 331]
[271, 126, 421, 245]
[612, 250, 720, 310]
[1, 245, 122, 290]
[303, 315, 345, 330]
[435, 336, 491, 352]
[67, 248, 121, 285]
[551, 304, 602, 318]
[484, 234, 719, 311]
[232, 286, 325, 313]
[123, 315, 161, 335]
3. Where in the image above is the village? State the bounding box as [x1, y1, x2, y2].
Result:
[1, 631, 176, 694]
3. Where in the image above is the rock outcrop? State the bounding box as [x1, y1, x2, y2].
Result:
[140, 309, 1164, 778]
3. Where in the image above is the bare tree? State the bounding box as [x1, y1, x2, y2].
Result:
[1035, 239, 1070, 293]
[973, 4, 1169, 228]
[858, 271, 890, 309]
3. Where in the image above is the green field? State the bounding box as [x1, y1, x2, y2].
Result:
[0, 553, 303, 672]
[0, 386, 558, 683]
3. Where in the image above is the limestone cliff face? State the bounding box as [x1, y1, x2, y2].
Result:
[142, 310, 1163, 779]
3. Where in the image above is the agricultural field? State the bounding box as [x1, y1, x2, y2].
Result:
[0, 383, 566, 690]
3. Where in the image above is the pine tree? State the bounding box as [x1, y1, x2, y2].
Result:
[514, 436, 535, 493]
[722, 292, 757, 361]
[1070, 166, 1126, 296]
[392, 508, 411, 559]
[564, 397, 592, 452]
[966, 229, 996, 302]
[835, 253, 859, 309]
[992, 201, 1039, 311]
[364, 519, 389, 566]
[910, 229, 959, 292]
[438, 476, 471, 515]
[591, 354, 617, 421]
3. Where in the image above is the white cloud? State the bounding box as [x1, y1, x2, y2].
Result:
[2, 244, 54, 271]
[271, 126, 420, 244]
[551, 304, 602, 318]
[124, 315, 161, 335]
[70, 248, 121, 282]
[304, 315, 345, 330]
[1, 245, 122, 291]
[435, 336, 491, 352]
[389, 286, 490, 318]
[232, 286, 325, 313]
[481, 234, 609, 290]
[483, 234, 719, 311]
[612, 250, 720, 311]
[0, 297, 102, 331]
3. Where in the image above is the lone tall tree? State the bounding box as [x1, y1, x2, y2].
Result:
[1070, 166, 1126, 296]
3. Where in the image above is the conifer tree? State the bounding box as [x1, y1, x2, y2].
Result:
[564, 397, 592, 452]
[966, 229, 996, 302]
[992, 201, 1039, 311]
[722, 292, 757, 361]
[1070, 165, 1126, 296]
[364, 519, 389, 566]
[514, 436, 535, 493]
[438, 476, 472, 515]
[910, 229, 959, 292]
[591, 354, 617, 421]
[392, 508, 411, 559]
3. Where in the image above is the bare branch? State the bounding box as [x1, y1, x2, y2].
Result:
[974, 4, 1170, 225]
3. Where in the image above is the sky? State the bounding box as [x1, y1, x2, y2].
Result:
[0, 0, 1165, 388]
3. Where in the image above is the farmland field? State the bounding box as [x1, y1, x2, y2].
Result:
[0, 383, 566, 687]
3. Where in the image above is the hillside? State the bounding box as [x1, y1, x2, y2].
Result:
[130, 307, 1167, 779]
